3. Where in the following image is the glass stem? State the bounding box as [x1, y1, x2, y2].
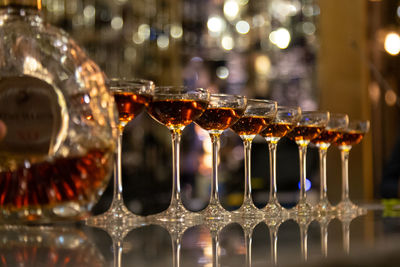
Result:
[172, 236, 181, 267]
[340, 147, 352, 202]
[342, 222, 350, 255]
[268, 141, 278, 203]
[210, 134, 221, 204]
[298, 144, 308, 203]
[113, 240, 123, 267]
[320, 225, 328, 258]
[269, 228, 278, 266]
[113, 131, 124, 202]
[170, 130, 182, 206]
[319, 148, 328, 201]
[300, 225, 308, 262]
[243, 140, 253, 204]
[245, 232, 252, 267]
[212, 233, 219, 267]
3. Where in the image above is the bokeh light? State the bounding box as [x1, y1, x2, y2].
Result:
[384, 32, 400, 55]
[236, 20, 250, 34]
[269, 28, 291, 49]
[224, 0, 240, 20]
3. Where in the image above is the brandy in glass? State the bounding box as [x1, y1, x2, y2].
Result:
[147, 86, 209, 222]
[259, 106, 301, 217]
[287, 111, 330, 216]
[333, 120, 370, 215]
[195, 94, 247, 220]
[230, 99, 277, 218]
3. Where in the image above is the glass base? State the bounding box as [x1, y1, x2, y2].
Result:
[147, 200, 201, 223]
[291, 201, 313, 217]
[232, 199, 264, 219]
[336, 199, 359, 215]
[86, 199, 146, 241]
[262, 200, 286, 218]
[87, 198, 144, 224]
[201, 200, 231, 220]
[314, 199, 335, 216]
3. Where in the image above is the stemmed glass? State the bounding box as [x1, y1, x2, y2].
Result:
[333, 120, 370, 214]
[195, 94, 247, 220]
[230, 99, 277, 218]
[311, 113, 349, 215]
[88, 79, 154, 223]
[147, 86, 209, 221]
[287, 111, 330, 216]
[259, 106, 301, 217]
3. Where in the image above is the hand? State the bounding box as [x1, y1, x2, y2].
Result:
[0, 120, 6, 141]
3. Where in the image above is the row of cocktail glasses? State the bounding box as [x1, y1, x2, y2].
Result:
[87, 78, 370, 226]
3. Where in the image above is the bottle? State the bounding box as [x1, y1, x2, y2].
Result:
[0, 0, 117, 223]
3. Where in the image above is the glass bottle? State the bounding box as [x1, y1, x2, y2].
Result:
[0, 0, 117, 223]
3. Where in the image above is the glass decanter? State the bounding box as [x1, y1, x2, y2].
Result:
[0, 0, 117, 223]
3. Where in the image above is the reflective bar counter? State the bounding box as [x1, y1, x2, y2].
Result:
[1, 204, 399, 267]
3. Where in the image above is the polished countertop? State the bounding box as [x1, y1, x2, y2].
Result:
[1, 203, 399, 267]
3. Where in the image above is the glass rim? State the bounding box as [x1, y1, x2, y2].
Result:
[153, 85, 209, 94]
[246, 98, 277, 105]
[107, 78, 154, 90]
[209, 93, 246, 99]
[277, 105, 301, 111]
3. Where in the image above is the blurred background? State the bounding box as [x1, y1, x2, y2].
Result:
[41, 0, 398, 214]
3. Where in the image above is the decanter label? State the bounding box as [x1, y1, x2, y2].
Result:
[0, 76, 63, 155]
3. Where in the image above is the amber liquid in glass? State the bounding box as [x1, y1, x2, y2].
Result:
[230, 115, 273, 136]
[113, 92, 151, 124]
[333, 131, 365, 146]
[147, 99, 208, 127]
[260, 122, 294, 138]
[311, 130, 341, 145]
[287, 125, 324, 142]
[195, 107, 244, 131]
[0, 149, 113, 214]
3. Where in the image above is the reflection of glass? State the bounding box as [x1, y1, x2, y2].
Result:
[147, 86, 209, 221]
[86, 215, 146, 267]
[202, 217, 233, 267]
[311, 114, 349, 215]
[230, 99, 277, 218]
[338, 208, 367, 255]
[292, 214, 314, 262]
[195, 94, 247, 220]
[90, 79, 154, 223]
[0, 225, 105, 266]
[265, 214, 289, 266]
[333, 120, 370, 215]
[316, 213, 334, 258]
[233, 217, 264, 267]
[150, 218, 202, 267]
[259, 106, 301, 217]
[287, 111, 330, 216]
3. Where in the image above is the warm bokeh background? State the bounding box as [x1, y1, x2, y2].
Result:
[41, 0, 399, 214]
